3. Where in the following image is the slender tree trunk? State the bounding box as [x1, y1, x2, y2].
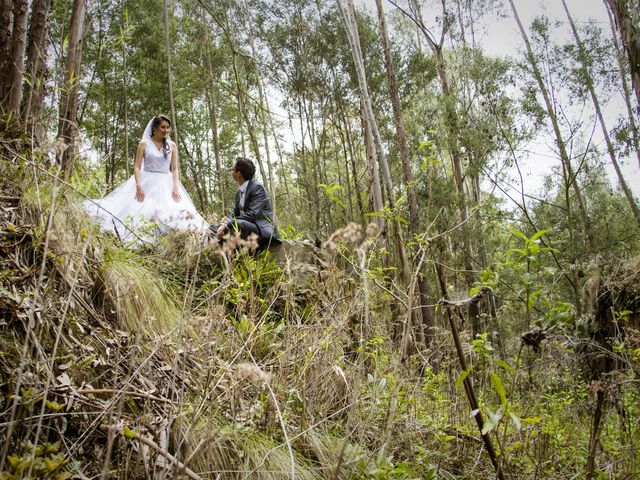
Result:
[334, 74, 364, 218]
[375, 0, 434, 344]
[205, 43, 225, 213]
[0, 0, 12, 102]
[585, 388, 605, 480]
[122, 0, 130, 176]
[304, 95, 322, 233]
[232, 51, 246, 157]
[295, 96, 317, 231]
[605, 3, 640, 169]
[21, 0, 51, 134]
[563, 0, 640, 226]
[339, 0, 410, 286]
[267, 97, 291, 208]
[508, 0, 598, 251]
[6, 0, 29, 115]
[245, 109, 270, 191]
[163, 0, 178, 146]
[57, 0, 87, 175]
[247, 29, 276, 212]
[605, 0, 640, 110]
[400, 0, 482, 336]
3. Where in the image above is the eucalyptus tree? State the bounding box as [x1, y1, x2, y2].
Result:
[4, 0, 28, 116]
[605, 5, 640, 169]
[605, 0, 640, 110]
[257, 0, 332, 234]
[374, 0, 434, 343]
[562, 0, 640, 227]
[386, 0, 490, 336]
[0, 1, 11, 98]
[57, 0, 87, 175]
[508, 4, 597, 257]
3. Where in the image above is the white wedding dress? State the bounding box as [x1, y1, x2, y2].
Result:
[84, 134, 208, 245]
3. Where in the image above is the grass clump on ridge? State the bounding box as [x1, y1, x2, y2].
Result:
[96, 247, 184, 337]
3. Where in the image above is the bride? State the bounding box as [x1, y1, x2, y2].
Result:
[84, 115, 208, 244]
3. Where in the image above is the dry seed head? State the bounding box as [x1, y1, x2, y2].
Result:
[365, 222, 378, 238]
[234, 363, 271, 385]
[323, 222, 363, 250]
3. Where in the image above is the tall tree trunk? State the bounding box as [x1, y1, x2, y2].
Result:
[244, 108, 270, 192]
[333, 72, 364, 219]
[359, 97, 384, 232]
[232, 50, 246, 157]
[267, 97, 291, 209]
[400, 0, 482, 335]
[247, 25, 276, 212]
[339, 0, 411, 287]
[163, 0, 178, 145]
[508, 0, 598, 251]
[205, 42, 225, 213]
[21, 0, 51, 135]
[0, 0, 12, 103]
[122, 0, 130, 176]
[375, 0, 434, 344]
[57, 0, 87, 176]
[303, 95, 322, 233]
[6, 0, 29, 115]
[605, 3, 640, 169]
[605, 0, 640, 110]
[563, 0, 640, 227]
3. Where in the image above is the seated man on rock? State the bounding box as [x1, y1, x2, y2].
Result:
[210, 156, 281, 250]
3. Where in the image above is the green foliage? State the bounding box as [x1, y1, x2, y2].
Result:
[2, 440, 71, 480]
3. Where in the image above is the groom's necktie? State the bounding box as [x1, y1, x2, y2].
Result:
[239, 190, 246, 212]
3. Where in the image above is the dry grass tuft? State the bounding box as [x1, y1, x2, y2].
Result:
[97, 251, 182, 337]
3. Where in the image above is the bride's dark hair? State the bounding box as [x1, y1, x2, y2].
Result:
[150, 114, 172, 159]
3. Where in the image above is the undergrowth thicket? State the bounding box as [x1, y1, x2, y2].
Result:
[0, 144, 639, 479]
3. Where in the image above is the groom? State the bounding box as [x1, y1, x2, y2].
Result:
[212, 157, 280, 248]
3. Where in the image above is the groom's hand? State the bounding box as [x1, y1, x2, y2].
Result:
[217, 218, 229, 238]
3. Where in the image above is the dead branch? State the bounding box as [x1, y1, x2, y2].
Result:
[438, 287, 489, 309]
[100, 424, 203, 480]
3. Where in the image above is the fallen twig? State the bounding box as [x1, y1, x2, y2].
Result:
[100, 423, 203, 480]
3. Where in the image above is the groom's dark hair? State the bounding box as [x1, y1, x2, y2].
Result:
[234, 157, 256, 180]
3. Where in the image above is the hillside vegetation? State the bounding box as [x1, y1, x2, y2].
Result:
[1, 137, 639, 479]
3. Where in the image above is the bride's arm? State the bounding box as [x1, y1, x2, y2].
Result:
[134, 142, 145, 202]
[171, 141, 181, 202]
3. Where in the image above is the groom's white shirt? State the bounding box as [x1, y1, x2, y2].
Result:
[238, 180, 250, 212]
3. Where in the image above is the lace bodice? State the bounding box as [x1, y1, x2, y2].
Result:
[143, 140, 172, 172]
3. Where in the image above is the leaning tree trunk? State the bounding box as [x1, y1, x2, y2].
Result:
[340, 0, 415, 358]
[605, 0, 640, 111]
[375, 0, 434, 344]
[6, 0, 29, 116]
[21, 0, 52, 136]
[563, 0, 640, 227]
[339, 0, 410, 285]
[606, 3, 640, 169]
[57, 0, 87, 176]
[508, 0, 597, 251]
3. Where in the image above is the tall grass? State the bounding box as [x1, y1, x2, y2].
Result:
[97, 248, 183, 337]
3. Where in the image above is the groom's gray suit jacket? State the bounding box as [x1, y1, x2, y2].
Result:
[229, 180, 280, 242]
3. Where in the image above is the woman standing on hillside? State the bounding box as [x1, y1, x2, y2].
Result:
[84, 114, 208, 244]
